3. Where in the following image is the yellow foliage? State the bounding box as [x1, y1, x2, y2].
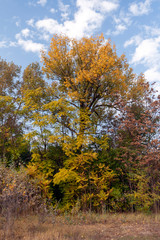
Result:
[52, 151, 115, 210]
[39, 33, 143, 157]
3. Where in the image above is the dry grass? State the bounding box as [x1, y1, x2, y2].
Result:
[1, 212, 160, 240]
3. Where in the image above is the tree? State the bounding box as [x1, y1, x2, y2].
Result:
[22, 62, 51, 155]
[112, 82, 160, 212]
[21, 62, 59, 199]
[10, 34, 158, 212]
[42, 34, 144, 154]
[32, 34, 151, 211]
[0, 58, 25, 166]
[53, 151, 115, 212]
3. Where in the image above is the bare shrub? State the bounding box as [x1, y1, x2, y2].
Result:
[0, 164, 46, 238]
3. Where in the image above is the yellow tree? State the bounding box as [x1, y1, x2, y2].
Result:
[42, 34, 144, 153]
[22, 62, 51, 153]
[39, 34, 148, 210]
[0, 58, 25, 166]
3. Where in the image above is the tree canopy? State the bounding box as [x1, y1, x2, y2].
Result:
[41, 34, 147, 154]
[0, 34, 160, 212]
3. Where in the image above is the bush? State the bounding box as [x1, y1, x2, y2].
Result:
[0, 164, 44, 219]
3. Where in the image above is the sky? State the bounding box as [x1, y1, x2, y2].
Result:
[0, 0, 160, 92]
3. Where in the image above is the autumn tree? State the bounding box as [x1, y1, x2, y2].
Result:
[0, 58, 28, 166]
[22, 62, 51, 153]
[1, 34, 157, 212]
[111, 81, 160, 212]
[21, 62, 62, 199]
[41, 34, 143, 154]
[28, 34, 150, 211]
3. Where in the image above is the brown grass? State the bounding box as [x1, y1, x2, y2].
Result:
[1, 212, 160, 240]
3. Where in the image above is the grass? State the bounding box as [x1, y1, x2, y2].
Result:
[1, 212, 160, 239]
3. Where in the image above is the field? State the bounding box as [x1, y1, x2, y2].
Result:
[1, 213, 160, 240]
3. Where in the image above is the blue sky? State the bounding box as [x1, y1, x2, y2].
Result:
[0, 0, 160, 92]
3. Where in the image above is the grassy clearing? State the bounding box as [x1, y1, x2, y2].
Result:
[1, 212, 160, 240]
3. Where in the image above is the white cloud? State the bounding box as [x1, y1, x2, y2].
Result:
[107, 11, 131, 36]
[18, 39, 45, 53]
[26, 19, 35, 27]
[76, 0, 119, 13]
[13, 16, 21, 27]
[124, 35, 142, 48]
[116, 24, 126, 32]
[58, 0, 70, 20]
[9, 41, 17, 47]
[36, 19, 62, 35]
[17, 39, 45, 54]
[50, 8, 56, 14]
[144, 25, 160, 37]
[0, 41, 7, 48]
[15, 30, 45, 54]
[38, 32, 50, 41]
[21, 28, 30, 38]
[109, 24, 127, 36]
[36, 0, 119, 38]
[131, 37, 160, 65]
[0, 41, 17, 48]
[144, 69, 160, 93]
[100, 1, 119, 12]
[129, 33, 160, 85]
[129, 0, 151, 16]
[107, 1, 152, 37]
[15, 20, 20, 27]
[12, 0, 119, 59]
[145, 67, 160, 82]
[37, 0, 47, 7]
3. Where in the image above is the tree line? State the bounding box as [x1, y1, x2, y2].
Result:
[0, 34, 160, 213]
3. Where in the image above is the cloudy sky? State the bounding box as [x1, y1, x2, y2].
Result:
[0, 0, 160, 92]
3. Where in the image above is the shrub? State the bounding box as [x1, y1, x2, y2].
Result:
[0, 164, 44, 219]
